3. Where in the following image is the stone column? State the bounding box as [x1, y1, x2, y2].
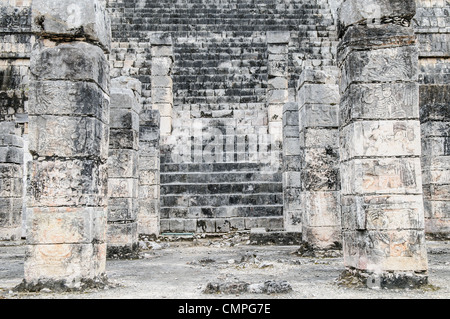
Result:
[414, 0, 450, 240]
[150, 32, 173, 136]
[282, 102, 302, 233]
[338, 0, 428, 288]
[0, 0, 31, 241]
[297, 68, 341, 254]
[138, 110, 161, 237]
[267, 31, 290, 145]
[17, 0, 111, 291]
[107, 77, 141, 259]
[0, 122, 23, 240]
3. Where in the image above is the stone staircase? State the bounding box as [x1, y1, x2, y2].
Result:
[106, 0, 340, 234]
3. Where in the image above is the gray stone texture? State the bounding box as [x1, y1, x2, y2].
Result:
[338, 0, 429, 284]
[23, 0, 110, 290]
[107, 77, 142, 257]
[297, 65, 341, 252]
[414, 0, 450, 239]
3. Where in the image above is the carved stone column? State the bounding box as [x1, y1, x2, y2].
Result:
[337, 0, 428, 288]
[17, 0, 111, 291]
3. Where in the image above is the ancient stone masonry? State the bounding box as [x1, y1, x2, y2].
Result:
[282, 102, 302, 233]
[338, 0, 429, 288]
[297, 67, 341, 253]
[17, 0, 112, 291]
[0, 0, 32, 241]
[151, 33, 174, 136]
[107, 76, 142, 258]
[414, 0, 450, 239]
[138, 109, 161, 236]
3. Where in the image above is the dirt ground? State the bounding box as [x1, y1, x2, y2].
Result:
[0, 233, 449, 300]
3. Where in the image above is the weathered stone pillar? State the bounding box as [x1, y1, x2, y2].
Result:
[338, 0, 428, 288]
[107, 77, 141, 259]
[150, 32, 173, 136]
[17, 0, 111, 291]
[267, 31, 290, 145]
[282, 102, 302, 233]
[414, 0, 450, 240]
[0, 0, 31, 241]
[138, 110, 161, 236]
[0, 122, 23, 240]
[297, 67, 341, 254]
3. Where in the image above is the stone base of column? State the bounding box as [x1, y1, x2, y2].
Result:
[106, 222, 141, 260]
[295, 241, 342, 258]
[14, 273, 111, 293]
[336, 268, 429, 290]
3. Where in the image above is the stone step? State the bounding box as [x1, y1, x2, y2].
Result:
[160, 171, 282, 184]
[161, 193, 283, 207]
[160, 204, 283, 219]
[160, 181, 283, 194]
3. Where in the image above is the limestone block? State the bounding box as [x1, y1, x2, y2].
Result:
[340, 46, 418, 92]
[421, 137, 450, 157]
[110, 89, 141, 114]
[139, 169, 159, 186]
[299, 104, 339, 128]
[0, 198, 22, 226]
[151, 45, 173, 57]
[283, 138, 301, 156]
[340, 121, 422, 161]
[342, 230, 428, 272]
[28, 115, 109, 159]
[151, 57, 172, 76]
[268, 104, 283, 121]
[0, 175, 22, 197]
[340, 82, 419, 125]
[338, 0, 416, 30]
[152, 76, 173, 88]
[28, 159, 108, 207]
[0, 145, 23, 164]
[268, 77, 288, 90]
[108, 178, 138, 199]
[419, 84, 450, 122]
[0, 134, 24, 148]
[302, 226, 342, 250]
[26, 207, 107, 244]
[301, 128, 339, 148]
[109, 129, 139, 150]
[30, 42, 110, 92]
[423, 201, 450, 220]
[149, 32, 172, 46]
[268, 60, 288, 77]
[24, 243, 106, 282]
[31, 0, 111, 52]
[106, 222, 138, 247]
[152, 87, 173, 104]
[340, 158, 423, 195]
[341, 195, 425, 230]
[111, 76, 142, 96]
[107, 149, 138, 178]
[138, 199, 159, 217]
[110, 109, 139, 130]
[302, 191, 341, 227]
[108, 197, 138, 222]
[266, 31, 290, 44]
[298, 84, 340, 106]
[160, 116, 172, 135]
[28, 81, 110, 123]
[298, 68, 339, 86]
[421, 121, 450, 138]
